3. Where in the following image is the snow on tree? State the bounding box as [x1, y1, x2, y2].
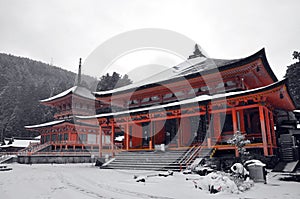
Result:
[227, 131, 251, 159]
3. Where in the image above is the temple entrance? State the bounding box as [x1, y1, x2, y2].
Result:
[165, 119, 178, 146]
[142, 122, 150, 148]
[190, 115, 206, 144]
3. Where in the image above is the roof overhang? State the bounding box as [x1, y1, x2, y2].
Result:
[77, 79, 295, 120]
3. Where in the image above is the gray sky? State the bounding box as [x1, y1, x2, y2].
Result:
[0, 0, 299, 80]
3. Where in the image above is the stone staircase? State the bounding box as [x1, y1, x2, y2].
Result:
[102, 147, 214, 171]
[0, 155, 16, 164]
[18, 142, 51, 156]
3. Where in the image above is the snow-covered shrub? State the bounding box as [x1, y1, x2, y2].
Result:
[193, 171, 254, 194]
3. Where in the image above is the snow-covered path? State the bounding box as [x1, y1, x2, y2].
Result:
[0, 164, 299, 199]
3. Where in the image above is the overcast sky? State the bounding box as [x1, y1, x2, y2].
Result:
[0, 0, 299, 80]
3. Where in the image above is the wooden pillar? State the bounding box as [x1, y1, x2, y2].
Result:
[264, 107, 273, 155]
[259, 105, 269, 156]
[232, 108, 239, 157]
[270, 111, 277, 147]
[232, 108, 238, 133]
[152, 121, 156, 147]
[99, 125, 102, 157]
[149, 121, 153, 150]
[125, 122, 129, 150]
[213, 113, 221, 144]
[239, 109, 245, 133]
[206, 104, 211, 148]
[235, 148, 240, 157]
[247, 112, 251, 130]
[177, 117, 181, 148]
[111, 121, 115, 156]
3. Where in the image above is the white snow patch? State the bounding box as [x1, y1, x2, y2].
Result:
[0, 139, 39, 148]
[0, 164, 299, 199]
[24, 120, 65, 129]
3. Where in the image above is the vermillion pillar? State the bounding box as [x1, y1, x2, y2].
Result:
[239, 110, 245, 133]
[214, 113, 221, 144]
[270, 111, 277, 147]
[232, 108, 238, 133]
[99, 125, 102, 157]
[259, 106, 268, 156]
[125, 122, 129, 150]
[111, 121, 115, 156]
[232, 108, 239, 157]
[206, 105, 211, 148]
[149, 121, 153, 150]
[264, 107, 273, 155]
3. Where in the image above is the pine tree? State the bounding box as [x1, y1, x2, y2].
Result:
[227, 131, 251, 161]
[285, 51, 300, 107]
[96, 72, 132, 91]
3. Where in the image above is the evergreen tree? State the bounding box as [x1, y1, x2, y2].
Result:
[285, 51, 300, 107]
[0, 53, 95, 139]
[96, 72, 132, 91]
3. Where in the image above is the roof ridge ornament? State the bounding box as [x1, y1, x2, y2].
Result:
[188, 44, 206, 59]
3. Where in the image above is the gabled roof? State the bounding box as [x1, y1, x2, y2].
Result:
[40, 86, 94, 103]
[94, 48, 277, 97]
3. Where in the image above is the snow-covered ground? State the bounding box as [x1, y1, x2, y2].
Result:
[0, 163, 299, 199]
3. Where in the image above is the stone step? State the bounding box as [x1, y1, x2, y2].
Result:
[105, 164, 185, 171]
[101, 148, 197, 171]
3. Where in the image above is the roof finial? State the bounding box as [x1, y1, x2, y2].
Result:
[77, 58, 82, 86]
[188, 44, 206, 59]
[194, 44, 206, 57]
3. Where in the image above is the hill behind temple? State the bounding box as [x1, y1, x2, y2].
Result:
[0, 53, 96, 139]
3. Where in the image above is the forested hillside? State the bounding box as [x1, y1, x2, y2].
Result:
[285, 54, 300, 108]
[0, 53, 95, 139]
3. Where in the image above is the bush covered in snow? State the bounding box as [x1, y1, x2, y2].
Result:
[193, 171, 254, 194]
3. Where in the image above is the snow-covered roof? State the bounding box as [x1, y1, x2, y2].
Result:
[245, 159, 266, 167]
[25, 120, 65, 129]
[0, 139, 40, 148]
[40, 86, 95, 103]
[94, 57, 241, 96]
[78, 80, 285, 120]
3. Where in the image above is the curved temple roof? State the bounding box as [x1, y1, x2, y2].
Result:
[25, 120, 65, 129]
[94, 48, 277, 97]
[77, 79, 295, 120]
[40, 86, 95, 103]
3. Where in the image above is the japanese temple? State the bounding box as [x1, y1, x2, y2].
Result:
[24, 47, 297, 167]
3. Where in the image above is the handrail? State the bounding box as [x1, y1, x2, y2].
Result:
[178, 145, 195, 164]
[17, 142, 51, 156]
[185, 144, 202, 167]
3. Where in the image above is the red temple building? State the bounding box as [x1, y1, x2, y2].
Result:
[24, 48, 297, 168]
